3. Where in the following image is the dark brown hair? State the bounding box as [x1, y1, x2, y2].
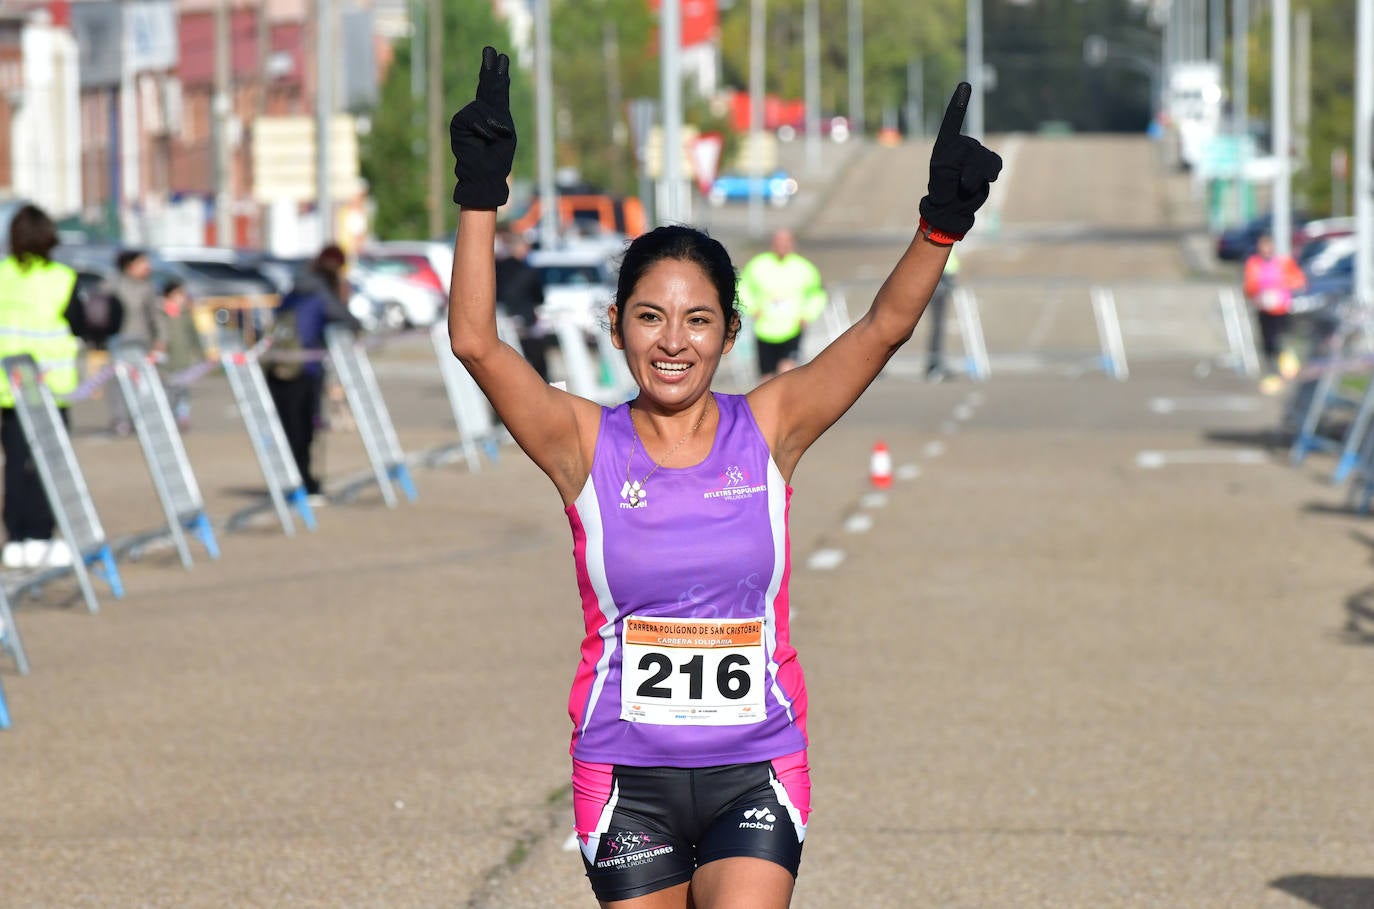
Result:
[8, 204, 58, 266]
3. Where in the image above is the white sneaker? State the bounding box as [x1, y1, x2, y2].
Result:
[43, 538, 73, 567]
[1, 541, 25, 569]
[23, 539, 72, 568]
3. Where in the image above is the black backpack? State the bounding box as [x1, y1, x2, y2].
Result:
[81, 287, 124, 341]
[266, 307, 304, 380]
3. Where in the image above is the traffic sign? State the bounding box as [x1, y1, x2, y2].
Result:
[689, 133, 724, 195]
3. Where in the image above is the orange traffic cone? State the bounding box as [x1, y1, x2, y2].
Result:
[869, 441, 893, 489]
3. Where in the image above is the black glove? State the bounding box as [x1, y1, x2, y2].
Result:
[918, 83, 1003, 241]
[450, 46, 517, 209]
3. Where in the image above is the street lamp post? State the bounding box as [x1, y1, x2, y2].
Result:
[1271, 0, 1292, 257]
[660, 0, 684, 226]
[967, 0, 984, 138]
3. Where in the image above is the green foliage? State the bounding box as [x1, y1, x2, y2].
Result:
[718, 0, 964, 134]
[360, 0, 535, 240]
[1247, 0, 1356, 217]
[549, 0, 657, 195]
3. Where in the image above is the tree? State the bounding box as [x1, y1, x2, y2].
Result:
[361, 0, 535, 239]
[717, 0, 966, 136]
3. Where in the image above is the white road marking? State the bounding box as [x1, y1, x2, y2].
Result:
[953, 404, 974, 421]
[1148, 396, 1262, 415]
[807, 548, 846, 570]
[860, 492, 890, 508]
[895, 464, 922, 480]
[844, 513, 874, 534]
[924, 441, 946, 457]
[1135, 449, 1269, 469]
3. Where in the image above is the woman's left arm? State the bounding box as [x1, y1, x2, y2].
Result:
[749, 83, 1002, 478]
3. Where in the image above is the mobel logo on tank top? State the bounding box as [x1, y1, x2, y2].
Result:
[703, 466, 766, 502]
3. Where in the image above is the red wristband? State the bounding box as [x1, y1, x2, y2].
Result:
[918, 217, 962, 246]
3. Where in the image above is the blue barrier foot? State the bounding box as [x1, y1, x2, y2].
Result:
[290, 488, 318, 532]
[0, 677, 11, 729]
[191, 512, 221, 560]
[93, 545, 125, 599]
[391, 465, 419, 502]
[1334, 453, 1359, 484]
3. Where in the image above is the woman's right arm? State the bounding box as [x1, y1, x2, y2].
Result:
[450, 211, 596, 486]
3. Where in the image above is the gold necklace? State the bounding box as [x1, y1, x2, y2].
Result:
[622, 397, 713, 508]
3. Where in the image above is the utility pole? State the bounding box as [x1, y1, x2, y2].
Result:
[804, 0, 820, 173]
[535, 0, 557, 247]
[748, 0, 765, 237]
[659, 0, 684, 225]
[1210, 0, 1225, 66]
[214, 0, 233, 246]
[426, 0, 443, 238]
[1293, 5, 1310, 207]
[1231, 0, 1249, 225]
[1355, 0, 1373, 313]
[315, 0, 333, 242]
[847, 0, 863, 136]
[906, 56, 923, 138]
[604, 19, 625, 194]
[966, 0, 983, 138]
[1271, 0, 1292, 257]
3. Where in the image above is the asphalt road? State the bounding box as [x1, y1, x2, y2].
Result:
[3, 133, 1373, 909]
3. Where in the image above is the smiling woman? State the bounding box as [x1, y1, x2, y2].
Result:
[444, 45, 1000, 909]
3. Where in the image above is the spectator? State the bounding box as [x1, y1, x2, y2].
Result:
[924, 247, 961, 381]
[263, 244, 361, 503]
[103, 249, 160, 435]
[736, 228, 827, 380]
[0, 204, 85, 568]
[152, 279, 206, 430]
[494, 229, 549, 379]
[1243, 232, 1306, 394]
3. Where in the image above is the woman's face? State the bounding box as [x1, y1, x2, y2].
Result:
[612, 258, 734, 408]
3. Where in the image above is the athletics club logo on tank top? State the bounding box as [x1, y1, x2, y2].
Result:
[704, 465, 767, 502]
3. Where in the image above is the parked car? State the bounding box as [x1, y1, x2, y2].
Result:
[1297, 233, 1356, 274]
[529, 246, 617, 337]
[1290, 244, 1355, 314]
[776, 115, 851, 144]
[1215, 212, 1309, 262]
[707, 171, 799, 208]
[351, 250, 447, 330]
[362, 240, 453, 293]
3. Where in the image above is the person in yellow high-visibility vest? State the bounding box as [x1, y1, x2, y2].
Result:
[923, 248, 960, 380]
[737, 229, 827, 379]
[0, 204, 85, 569]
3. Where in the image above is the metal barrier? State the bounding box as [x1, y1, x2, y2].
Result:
[1288, 316, 1365, 467]
[199, 293, 280, 356]
[427, 322, 502, 472]
[1217, 287, 1261, 378]
[218, 334, 317, 535]
[951, 287, 992, 381]
[2, 354, 124, 614]
[799, 289, 852, 364]
[1090, 286, 1130, 380]
[1, 584, 28, 676]
[551, 311, 624, 404]
[324, 325, 417, 507]
[593, 327, 638, 402]
[109, 340, 220, 566]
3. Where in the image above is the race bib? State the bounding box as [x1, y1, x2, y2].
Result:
[620, 617, 767, 726]
[1259, 289, 1285, 313]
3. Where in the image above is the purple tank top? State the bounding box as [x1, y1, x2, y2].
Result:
[564, 392, 809, 767]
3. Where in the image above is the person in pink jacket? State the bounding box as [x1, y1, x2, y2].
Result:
[1242, 232, 1306, 390]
